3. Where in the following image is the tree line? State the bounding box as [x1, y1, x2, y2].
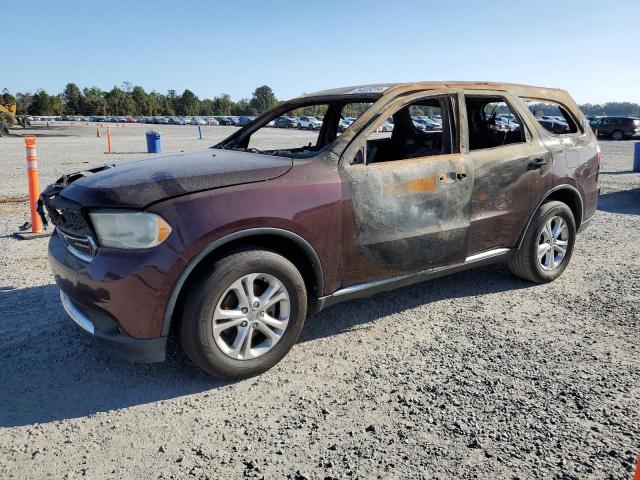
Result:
[0, 83, 279, 117]
[2, 83, 640, 118]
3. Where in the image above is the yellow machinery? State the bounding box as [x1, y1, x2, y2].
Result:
[0, 102, 29, 136]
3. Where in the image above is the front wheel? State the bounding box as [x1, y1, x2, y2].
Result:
[508, 201, 576, 283]
[611, 130, 624, 141]
[180, 249, 308, 379]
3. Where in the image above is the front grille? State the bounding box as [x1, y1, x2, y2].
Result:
[46, 204, 91, 236]
[39, 178, 93, 236]
[57, 228, 97, 262]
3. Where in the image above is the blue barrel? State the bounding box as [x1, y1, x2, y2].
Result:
[634, 142, 640, 172]
[145, 131, 161, 153]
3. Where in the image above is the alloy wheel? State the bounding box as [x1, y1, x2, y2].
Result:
[538, 216, 570, 271]
[212, 273, 290, 360]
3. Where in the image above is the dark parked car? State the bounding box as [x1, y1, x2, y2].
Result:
[589, 116, 640, 140]
[42, 82, 599, 379]
[215, 116, 234, 126]
[237, 116, 255, 126]
[274, 116, 298, 128]
[537, 118, 571, 135]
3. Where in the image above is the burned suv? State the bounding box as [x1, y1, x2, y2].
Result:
[43, 82, 600, 379]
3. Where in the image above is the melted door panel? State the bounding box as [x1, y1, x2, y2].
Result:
[343, 152, 472, 276]
[337, 89, 472, 286]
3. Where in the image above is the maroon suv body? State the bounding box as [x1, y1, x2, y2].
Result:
[44, 82, 599, 378]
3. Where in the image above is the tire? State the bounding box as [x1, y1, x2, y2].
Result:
[180, 249, 307, 379]
[611, 130, 624, 141]
[508, 201, 576, 283]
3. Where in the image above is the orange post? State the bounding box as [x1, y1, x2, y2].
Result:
[24, 136, 43, 233]
[106, 126, 112, 153]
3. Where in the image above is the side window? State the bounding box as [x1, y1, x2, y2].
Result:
[525, 99, 580, 135]
[361, 95, 457, 164]
[338, 102, 373, 136]
[465, 96, 526, 151]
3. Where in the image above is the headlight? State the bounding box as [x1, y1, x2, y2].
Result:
[89, 212, 172, 249]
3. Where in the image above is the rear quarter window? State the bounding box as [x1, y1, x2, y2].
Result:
[524, 99, 582, 135]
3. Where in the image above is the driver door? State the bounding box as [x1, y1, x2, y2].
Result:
[338, 90, 473, 286]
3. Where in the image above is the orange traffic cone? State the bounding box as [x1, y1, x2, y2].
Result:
[634, 455, 640, 480]
[96, 126, 100, 138]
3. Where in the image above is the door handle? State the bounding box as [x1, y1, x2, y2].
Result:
[527, 158, 549, 171]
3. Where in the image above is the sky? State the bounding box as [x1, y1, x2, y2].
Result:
[3, 0, 640, 104]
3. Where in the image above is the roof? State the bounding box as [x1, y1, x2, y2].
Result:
[296, 81, 568, 100]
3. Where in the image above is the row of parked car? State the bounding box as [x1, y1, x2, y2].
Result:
[271, 114, 443, 133]
[474, 112, 640, 140]
[28, 113, 640, 140]
[532, 114, 640, 139]
[31, 115, 259, 127]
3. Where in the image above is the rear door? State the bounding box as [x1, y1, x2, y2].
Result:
[463, 92, 553, 255]
[338, 89, 473, 285]
[601, 117, 617, 135]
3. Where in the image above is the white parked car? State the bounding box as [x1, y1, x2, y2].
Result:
[412, 117, 440, 131]
[377, 119, 394, 132]
[298, 116, 323, 130]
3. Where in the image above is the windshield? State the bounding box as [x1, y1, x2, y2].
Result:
[215, 97, 376, 159]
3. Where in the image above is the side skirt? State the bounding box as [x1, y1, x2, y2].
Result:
[315, 248, 512, 312]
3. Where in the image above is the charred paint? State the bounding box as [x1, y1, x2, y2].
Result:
[389, 175, 438, 194]
[342, 152, 472, 273]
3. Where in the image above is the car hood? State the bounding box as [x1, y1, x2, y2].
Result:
[59, 149, 292, 208]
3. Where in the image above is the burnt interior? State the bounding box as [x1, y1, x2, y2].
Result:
[365, 96, 458, 164]
[465, 95, 525, 150]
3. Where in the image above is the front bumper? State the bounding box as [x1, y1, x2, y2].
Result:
[60, 290, 167, 362]
[48, 229, 183, 362]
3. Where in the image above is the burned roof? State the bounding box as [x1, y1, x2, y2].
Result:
[293, 81, 579, 119]
[296, 81, 569, 101]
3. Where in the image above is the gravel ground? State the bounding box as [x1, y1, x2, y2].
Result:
[0, 124, 638, 479]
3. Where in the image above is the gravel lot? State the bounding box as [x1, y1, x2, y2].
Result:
[0, 123, 638, 479]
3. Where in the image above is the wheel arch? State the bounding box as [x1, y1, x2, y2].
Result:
[516, 184, 584, 249]
[162, 228, 324, 337]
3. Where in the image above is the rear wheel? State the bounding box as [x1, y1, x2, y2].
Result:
[508, 201, 576, 283]
[611, 130, 624, 141]
[180, 249, 307, 379]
